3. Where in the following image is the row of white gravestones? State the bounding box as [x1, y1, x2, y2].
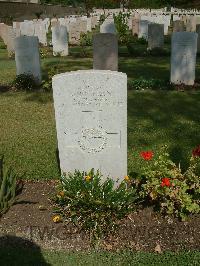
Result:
[52, 25, 68, 56]
[55, 16, 98, 32]
[14, 20, 48, 46]
[140, 15, 170, 35]
[52, 70, 127, 184]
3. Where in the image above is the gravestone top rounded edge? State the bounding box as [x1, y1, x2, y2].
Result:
[52, 70, 127, 81]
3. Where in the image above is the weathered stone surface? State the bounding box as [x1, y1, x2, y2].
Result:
[196, 24, 200, 53]
[186, 16, 196, 32]
[138, 20, 149, 40]
[170, 32, 198, 85]
[91, 16, 98, 28]
[20, 21, 35, 36]
[132, 18, 140, 36]
[52, 70, 127, 184]
[34, 21, 47, 46]
[0, 23, 8, 45]
[93, 33, 118, 71]
[51, 18, 60, 28]
[6, 26, 16, 57]
[52, 25, 68, 56]
[87, 17, 92, 32]
[100, 19, 116, 34]
[68, 20, 87, 45]
[14, 36, 41, 83]
[148, 23, 164, 49]
[173, 20, 185, 32]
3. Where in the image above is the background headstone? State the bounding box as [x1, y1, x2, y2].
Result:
[170, 32, 198, 85]
[6, 26, 16, 57]
[52, 25, 68, 56]
[93, 33, 118, 71]
[173, 20, 185, 32]
[148, 23, 164, 49]
[132, 18, 140, 36]
[100, 19, 116, 34]
[139, 20, 149, 40]
[196, 24, 200, 53]
[186, 16, 196, 32]
[14, 36, 41, 83]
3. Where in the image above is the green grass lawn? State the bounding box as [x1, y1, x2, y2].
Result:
[0, 248, 200, 266]
[1, 41, 200, 179]
[1, 90, 200, 179]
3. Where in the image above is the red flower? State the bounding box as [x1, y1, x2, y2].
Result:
[140, 151, 154, 160]
[192, 145, 200, 157]
[161, 178, 171, 187]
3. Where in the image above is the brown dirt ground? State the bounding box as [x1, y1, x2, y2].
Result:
[0, 181, 199, 252]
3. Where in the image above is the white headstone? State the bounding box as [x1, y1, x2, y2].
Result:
[100, 19, 116, 34]
[52, 70, 127, 183]
[139, 20, 149, 40]
[6, 26, 16, 57]
[52, 25, 68, 56]
[170, 32, 198, 85]
[20, 21, 35, 36]
[34, 21, 47, 46]
[14, 36, 41, 83]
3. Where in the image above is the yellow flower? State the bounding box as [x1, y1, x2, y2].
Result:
[52, 215, 61, 223]
[59, 191, 65, 197]
[124, 175, 130, 182]
[84, 175, 92, 181]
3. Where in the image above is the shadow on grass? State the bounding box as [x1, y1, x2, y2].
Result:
[0, 235, 51, 266]
[0, 85, 11, 93]
[24, 91, 53, 104]
[119, 57, 170, 80]
[128, 91, 200, 167]
[42, 58, 92, 74]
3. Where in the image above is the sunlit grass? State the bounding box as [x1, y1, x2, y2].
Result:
[0, 40, 200, 179]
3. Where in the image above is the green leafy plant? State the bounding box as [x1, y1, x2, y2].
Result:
[136, 37, 147, 44]
[113, 11, 131, 44]
[0, 42, 6, 49]
[40, 47, 52, 59]
[12, 74, 40, 91]
[0, 156, 17, 216]
[80, 32, 92, 46]
[129, 146, 200, 221]
[80, 32, 92, 57]
[51, 169, 137, 247]
[42, 66, 59, 91]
